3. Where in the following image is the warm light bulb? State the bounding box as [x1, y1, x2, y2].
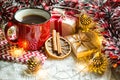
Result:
[23, 41, 27, 47]
[14, 48, 23, 54]
[9, 47, 25, 58]
[18, 40, 28, 50]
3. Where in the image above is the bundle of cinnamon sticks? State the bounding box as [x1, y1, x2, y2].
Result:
[52, 30, 62, 55]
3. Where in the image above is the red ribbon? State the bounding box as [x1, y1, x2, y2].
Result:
[51, 14, 62, 35]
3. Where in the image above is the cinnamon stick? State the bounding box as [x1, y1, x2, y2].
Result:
[52, 30, 57, 51]
[56, 32, 62, 55]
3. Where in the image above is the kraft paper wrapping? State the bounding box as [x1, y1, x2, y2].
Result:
[65, 30, 101, 59]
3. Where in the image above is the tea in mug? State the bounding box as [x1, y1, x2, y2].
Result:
[5, 8, 51, 50]
[22, 15, 47, 24]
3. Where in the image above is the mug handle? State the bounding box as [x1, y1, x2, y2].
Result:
[4, 21, 18, 44]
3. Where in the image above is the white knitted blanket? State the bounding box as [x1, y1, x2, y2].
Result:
[0, 55, 111, 80]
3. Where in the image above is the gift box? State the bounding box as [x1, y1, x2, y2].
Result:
[0, 29, 47, 64]
[50, 10, 77, 36]
[65, 30, 101, 59]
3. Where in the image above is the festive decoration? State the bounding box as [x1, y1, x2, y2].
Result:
[9, 46, 25, 58]
[78, 0, 120, 70]
[18, 40, 29, 50]
[59, 0, 80, 14]
[45, 30, 71, 59]
[65, 30, 101, 60]
[78, 13, 96, 32]
[25, 56, 42, 74]
[50, 11, 77, 36]
[88, 52, 108, 75]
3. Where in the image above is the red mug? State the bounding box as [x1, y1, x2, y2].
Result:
[4, 8, 51, 50]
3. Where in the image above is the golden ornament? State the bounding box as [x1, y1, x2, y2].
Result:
[88, 52, 108, 75]
[25, 56, 42, 74]
[79, 13, 96, 32]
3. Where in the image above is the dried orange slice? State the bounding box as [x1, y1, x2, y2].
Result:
[45, 37, 71, 59]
